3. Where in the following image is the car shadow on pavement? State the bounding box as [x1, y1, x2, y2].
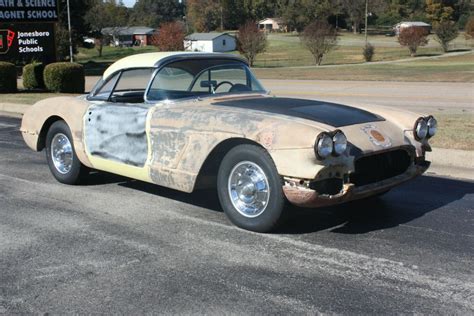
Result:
[119, 180, 224, 212]
[95, 172, 473, 235]
[277, 175, 474, 234]
[81, 170, 131, 186]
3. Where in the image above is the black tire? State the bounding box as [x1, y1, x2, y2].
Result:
[45, 120, 89, 184]
[217, 144, 286, 233]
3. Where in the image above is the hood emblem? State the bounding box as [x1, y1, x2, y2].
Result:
[362, 124, 392, 148]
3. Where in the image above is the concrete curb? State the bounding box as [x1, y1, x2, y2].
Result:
[0, 103, 30, 115]
[0, 102, 472, 181]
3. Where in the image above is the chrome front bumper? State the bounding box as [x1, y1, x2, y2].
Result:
[283, 160, 430, 208]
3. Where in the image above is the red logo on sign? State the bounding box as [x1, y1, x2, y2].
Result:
[7, 30, 15, 47]
[0, 29, 15, 54]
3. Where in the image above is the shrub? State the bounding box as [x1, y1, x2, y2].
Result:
[0, 62, 17, 93]
[23, 62, 45, 90]
[398, 27, 429, 57]
[363, 43, 375, 62]
[433, 21, 459, 52]
[300, 20, 338, 66]
[44, 62, 85, 93]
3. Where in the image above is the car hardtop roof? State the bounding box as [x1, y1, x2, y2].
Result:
[102, 52, 248, 79]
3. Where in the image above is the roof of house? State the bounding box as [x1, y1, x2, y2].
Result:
[258, 18, 285, 25]
[184, 32, 234, 41]
[102, 52, 246, 79]
[396, 21, 431, 27]
[102, 26, 155, 36]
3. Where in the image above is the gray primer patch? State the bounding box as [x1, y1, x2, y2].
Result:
[85, 104, 150, 167]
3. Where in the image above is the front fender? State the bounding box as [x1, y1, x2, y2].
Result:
[20, 96, 92, 168]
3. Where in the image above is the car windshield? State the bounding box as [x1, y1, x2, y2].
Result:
[147, 59, 266, 101]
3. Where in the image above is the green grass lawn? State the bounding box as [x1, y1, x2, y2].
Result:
[429, 112, 474, 151]
[254, 53, 474, 82]
[74, 33, 473, 70]
[0, 92, 79, 105]
[253, 33, 472, 67]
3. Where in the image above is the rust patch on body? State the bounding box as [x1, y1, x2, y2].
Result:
[283, 182, 354, 208]
[256, 131, 275, 149]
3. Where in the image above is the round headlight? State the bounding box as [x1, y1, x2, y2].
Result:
[414, 118, 428, 140]
[333, 131, 347, 156]
[427, 116, 437, 137]
[316, 133, 333, 159]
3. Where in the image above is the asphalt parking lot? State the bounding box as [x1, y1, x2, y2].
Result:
[0, 114, 473, 314]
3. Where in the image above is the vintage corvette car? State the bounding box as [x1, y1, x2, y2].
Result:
[21, 52, 437, 232]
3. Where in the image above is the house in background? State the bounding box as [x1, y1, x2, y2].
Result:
[258, 18, 287, 32]
[184, 33, 237, 53]
[394, 22, 431, 35]
[102, 26, 156, 47]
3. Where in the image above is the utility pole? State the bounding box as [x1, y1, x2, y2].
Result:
[364, 0, 368, 45]
[67, 0, 74, 62]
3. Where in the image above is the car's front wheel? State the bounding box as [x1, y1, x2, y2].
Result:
[45, 120, 89, 184]
[217, 144, 286, 232]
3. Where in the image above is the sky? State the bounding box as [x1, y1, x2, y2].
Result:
[122, 0, 136, 7]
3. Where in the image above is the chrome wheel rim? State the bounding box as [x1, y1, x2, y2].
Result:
[228, 161, 270, 218]
[51, 133, 73, 174]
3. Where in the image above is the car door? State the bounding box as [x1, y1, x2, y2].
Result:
[84, 68, 154, 168]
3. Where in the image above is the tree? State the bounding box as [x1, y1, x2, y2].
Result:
[55, 24, 72, 61]
[398, 26, 429, 56]
[186, 0, 221, 32]
[221, 0, 246, 30]
[129, 0, 184, 28]
[433, 20, 459, 52]
[464, 16, 474, 40]
[85, 0, 129, 57]
[237, 21, 267, 67]
[58, 0, 93, 46]
[425, 0, 454, 23]
[300, 20, 338, 65]
[341, 0, 366, 34]
[151, 22, 185, 51]
[280, 0, 334, 32]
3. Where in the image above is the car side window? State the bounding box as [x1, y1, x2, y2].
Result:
[92, 72, 120, 101]
[191, 67, 247, 93]
[152, 67, 194, 91]
[146, 59, 265, 101]
[109, 68, 154, 103]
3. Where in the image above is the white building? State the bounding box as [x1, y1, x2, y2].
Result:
[394, 22, 431, 35]
[184, 33, 237, 53]
[258, 18, 286, 32]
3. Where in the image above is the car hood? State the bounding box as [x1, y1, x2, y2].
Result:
[211, 96, 385, 128]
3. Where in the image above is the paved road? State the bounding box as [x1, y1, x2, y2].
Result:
[1, 116, 473, 314]
[262, 80, 474, 113]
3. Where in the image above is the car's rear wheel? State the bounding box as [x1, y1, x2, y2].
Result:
[45, 120, 89, 184]
[217, 144, 286, 232]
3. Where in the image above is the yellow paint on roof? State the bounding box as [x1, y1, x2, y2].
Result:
[102, 51, 232, 79]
